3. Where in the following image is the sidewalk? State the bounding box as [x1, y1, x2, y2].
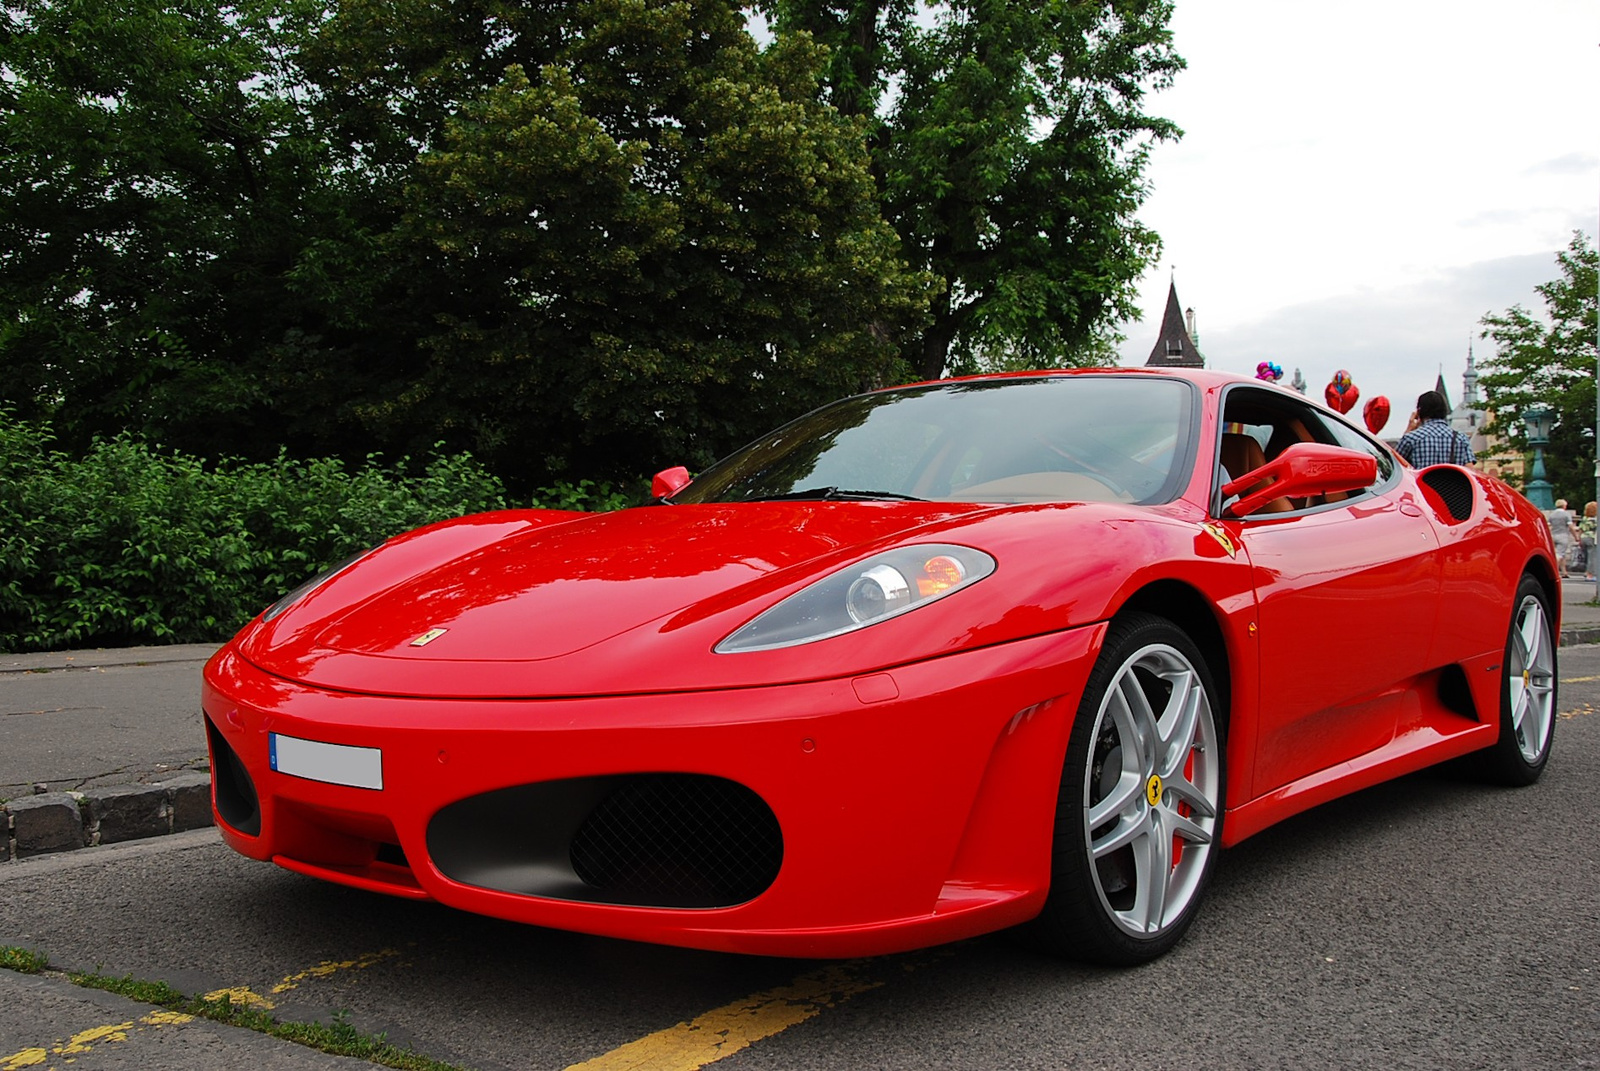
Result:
[1, 643, 218, 859]
[1560, 573, 1600, 646]
[0, 643, 217, 800]
[4, 580, 1600, 860]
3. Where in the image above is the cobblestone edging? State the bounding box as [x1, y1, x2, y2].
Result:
[1, 773, 213, 862]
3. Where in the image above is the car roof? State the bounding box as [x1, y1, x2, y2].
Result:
[898, 366, 1264, 393]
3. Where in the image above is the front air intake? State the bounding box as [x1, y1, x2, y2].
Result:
[205, 716, 261, 836]
[427, 773, 783, 908]
[570, 775, 783, 907]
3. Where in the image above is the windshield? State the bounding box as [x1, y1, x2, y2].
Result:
[671, 376, 1196, 505]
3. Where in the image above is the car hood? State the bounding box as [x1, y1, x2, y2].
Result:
[236, 500, 1173, 698]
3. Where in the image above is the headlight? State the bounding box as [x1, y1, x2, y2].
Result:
[716, 544, 996, 653]
[260, 549, 375, 622]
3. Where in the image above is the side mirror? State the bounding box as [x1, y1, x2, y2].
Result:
[1222, 443, 1377, 517]
[652, 465, 692, 499]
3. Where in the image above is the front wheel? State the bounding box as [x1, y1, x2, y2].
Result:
[1029, 613, 1226, 965]
[1477, 575, 1556, 786]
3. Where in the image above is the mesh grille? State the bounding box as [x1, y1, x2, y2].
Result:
[1421, 466, 1474, 522]
[570, 775, 782, 908]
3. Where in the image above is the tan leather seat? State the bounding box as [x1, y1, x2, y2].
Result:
[1220, 433, 1293, 514]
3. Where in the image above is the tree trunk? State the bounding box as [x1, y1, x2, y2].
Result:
[919, 288, 958, 381]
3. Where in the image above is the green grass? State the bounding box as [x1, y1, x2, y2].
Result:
[58, 968, 468, 1071]
[0, 946, 49, 973]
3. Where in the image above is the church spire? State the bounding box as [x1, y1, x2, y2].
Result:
[1462, 338, 1478, 406]
[1145, 281, 1203, 368]
[1451, 338, 1484, 436]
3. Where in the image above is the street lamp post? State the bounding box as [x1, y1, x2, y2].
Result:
[1525, 405, 1555, 511]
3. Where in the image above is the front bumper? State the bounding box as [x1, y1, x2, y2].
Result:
[202, 625, 1102, 957]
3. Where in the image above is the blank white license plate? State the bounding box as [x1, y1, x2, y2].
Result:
[269, 733, 383, 790]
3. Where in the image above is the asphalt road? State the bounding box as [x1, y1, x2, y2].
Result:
[4, 649, 1600, 1070]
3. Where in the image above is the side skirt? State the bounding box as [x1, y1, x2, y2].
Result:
[1222, 719, 1497, 846]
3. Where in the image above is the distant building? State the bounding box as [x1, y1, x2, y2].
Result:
[1439, 344, 1522, 480]
[1458, 348, 1526, 482]
[1449, 347, 1489, 451]
[1144, 282, 1204, 368]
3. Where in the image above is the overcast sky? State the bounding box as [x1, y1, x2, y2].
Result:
[1114, 0, 1598, 436]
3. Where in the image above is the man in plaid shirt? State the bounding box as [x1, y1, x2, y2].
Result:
[1395, 390, 1476, 468]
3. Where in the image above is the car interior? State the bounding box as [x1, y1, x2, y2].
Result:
[1215, 389, 1391, 516]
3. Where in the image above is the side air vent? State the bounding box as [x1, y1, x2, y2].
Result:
[1437, 664, 1478, 720]
[1420, 466, 1475, 523]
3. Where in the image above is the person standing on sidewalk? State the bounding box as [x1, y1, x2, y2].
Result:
[1581, 501, 1597, 580]
[1549, 498, 1580, 579]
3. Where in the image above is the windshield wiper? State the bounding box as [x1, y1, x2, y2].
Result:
[745, 486, 927, 503]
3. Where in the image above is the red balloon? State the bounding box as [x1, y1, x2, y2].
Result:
[1324, 380, 1359, 414]
[1363, 395, 1391, 434]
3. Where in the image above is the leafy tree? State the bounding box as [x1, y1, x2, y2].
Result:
[0, 0, 364, 458]
[757, 0, 1183, 379]
[348, 0, 930, 477]
[1, 0, 929, 485]
[1478, 231, 1599, 505]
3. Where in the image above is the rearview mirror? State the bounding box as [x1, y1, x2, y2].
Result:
[652, 465, 692, 499]
[1222, 443, 1377, 517]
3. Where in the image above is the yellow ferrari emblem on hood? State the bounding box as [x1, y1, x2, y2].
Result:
[410, 627, 449, 648]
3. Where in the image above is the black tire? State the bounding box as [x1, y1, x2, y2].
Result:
[1476, 574, 1557, 786]
[1029, 612, 1226, 965]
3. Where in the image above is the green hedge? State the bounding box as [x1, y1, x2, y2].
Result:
[0, 410, 632, 652]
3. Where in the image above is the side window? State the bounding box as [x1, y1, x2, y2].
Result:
[1216, 388, 1394, 516]
[1317, 411, 1396, 487]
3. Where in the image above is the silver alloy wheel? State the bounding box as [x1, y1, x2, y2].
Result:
[1083, 642, 1222, 938]
[1507, 593, 1556, 764]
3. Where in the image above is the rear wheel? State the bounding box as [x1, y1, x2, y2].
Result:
[1477, 575, 1556, 785]
[1030, 613, 1225, 965]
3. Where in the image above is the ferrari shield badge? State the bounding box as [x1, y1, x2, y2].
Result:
[1200, 523, 1238, 559]
[410, 627, 449, 648]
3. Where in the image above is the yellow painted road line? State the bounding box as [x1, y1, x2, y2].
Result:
[204, 946, 403, 1008]
[1561, 674, 1600, 683]
[2, 1011, 195, 1069]
[270, 948, 401, 995]
[566, 959, 911, 1071]
[203, 984, 276, 1009]
[5, 948, 404, 1068]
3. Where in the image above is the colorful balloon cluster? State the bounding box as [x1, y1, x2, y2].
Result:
[1318, 369, 1391, 433]
[1247, 363, 1391, 432]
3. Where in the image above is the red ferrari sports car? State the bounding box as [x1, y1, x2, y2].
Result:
[203, 368, 1558, 964]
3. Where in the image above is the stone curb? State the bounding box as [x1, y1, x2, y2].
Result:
[2, 773, 213, 863]
[1562, 624, 1600, 648]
